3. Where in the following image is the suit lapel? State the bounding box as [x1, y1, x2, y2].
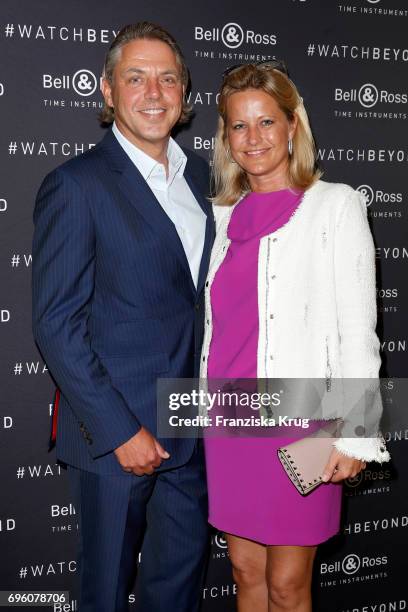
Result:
[100, 129, 195, 290]
[197, 211, 215, 296]
[184, 161, 215, 297]
[99, 129, 215, 296]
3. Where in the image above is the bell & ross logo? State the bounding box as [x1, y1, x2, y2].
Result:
[320, 552, 388, 581]
[214, 532, 228, 549]
[194, 22, 277, 51]
[344, 468, 392, 494]
[211, 531, 229, 560]
[221, 23, 244, 48]
[72, 69, 97, 96]
[359, 83, 379, 108]
[357, 184, 375, 206]
[342, 554, 361, 575]
[43, 68, 99, 97]
[356, 184, 403, 220]
[42, 68, 103, 111]
[345, 472, 364, 488]
[335, 83, 407, 109]
[334, 82, 408, 121]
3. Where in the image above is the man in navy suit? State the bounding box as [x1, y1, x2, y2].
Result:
[32, 22, 214, 612]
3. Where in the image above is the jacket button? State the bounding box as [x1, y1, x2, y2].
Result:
[269, 314, 274, 319]
[195, 304, 200, 311]
[271, 275, 276, 280]
[270, 355, 274, 360]
[205, 281, 209, 287]
[207, 319, 210, 325]
[202, 356, 206, 362]
[273, 237, 278, 243]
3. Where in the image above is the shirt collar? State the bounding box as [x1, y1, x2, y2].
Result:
[112, 122, 187, 186]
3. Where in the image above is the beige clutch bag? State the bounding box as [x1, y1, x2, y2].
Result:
[277, 421, 341, 496]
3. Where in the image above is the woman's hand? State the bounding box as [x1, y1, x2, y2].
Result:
[322, 448, 366, 483]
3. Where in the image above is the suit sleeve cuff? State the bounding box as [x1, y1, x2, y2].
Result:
[86, 406, 142, 459]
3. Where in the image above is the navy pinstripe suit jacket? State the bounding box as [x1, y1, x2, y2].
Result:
[32, 129, 215, 474]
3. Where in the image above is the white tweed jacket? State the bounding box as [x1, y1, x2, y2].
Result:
[200, 180, 390, 463]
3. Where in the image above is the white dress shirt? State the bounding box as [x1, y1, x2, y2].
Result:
[112, 122, 206, 288]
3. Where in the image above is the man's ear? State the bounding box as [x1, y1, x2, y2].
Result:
[101, 78, 113, 109]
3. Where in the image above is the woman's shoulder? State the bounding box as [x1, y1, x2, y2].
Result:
[306, 179, 358, 201]
[305, 179, 366, 216]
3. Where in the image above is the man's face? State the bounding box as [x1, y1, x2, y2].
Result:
[102, 38, 184, 156]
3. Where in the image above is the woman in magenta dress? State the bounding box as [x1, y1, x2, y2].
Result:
[201, 62, 389, 611]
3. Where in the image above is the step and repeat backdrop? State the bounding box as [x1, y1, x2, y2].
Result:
[1, 0, 408, 610]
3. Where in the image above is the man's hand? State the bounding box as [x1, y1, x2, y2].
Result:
[114, 427, 170, 476]
[322, 448, 366, 484]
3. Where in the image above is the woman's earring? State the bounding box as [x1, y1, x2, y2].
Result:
[288, 139, 293, 156]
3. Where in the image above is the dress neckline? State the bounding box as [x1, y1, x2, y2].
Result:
[227, 188, 304, 242]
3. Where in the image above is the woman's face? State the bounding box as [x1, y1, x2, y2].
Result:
[226, 88, 297, 191]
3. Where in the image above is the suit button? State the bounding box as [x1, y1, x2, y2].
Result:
[205, 281, 209, 287]
[195, 304, 200, 311]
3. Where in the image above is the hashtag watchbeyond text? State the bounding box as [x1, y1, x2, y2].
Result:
[306, 43, 408, 62]
[4, 24, 15, 37]
[307, 43, 315, 56]
[19, 567, 28, 578]
[13, 363, 23, 375]
[10, 254, 32, 268]
[7, 141, 95, 157]
[16, 467, 25, 479]
[3, 23, 118, 42]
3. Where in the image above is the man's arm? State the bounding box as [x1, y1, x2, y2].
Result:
[32, 167, 142, 459]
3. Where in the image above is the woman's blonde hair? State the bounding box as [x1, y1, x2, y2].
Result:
[212, 62, 321, 205]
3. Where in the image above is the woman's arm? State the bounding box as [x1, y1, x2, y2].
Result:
[331, 187, 389, 465]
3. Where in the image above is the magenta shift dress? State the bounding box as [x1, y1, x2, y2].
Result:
[205, 189, 342, 545]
